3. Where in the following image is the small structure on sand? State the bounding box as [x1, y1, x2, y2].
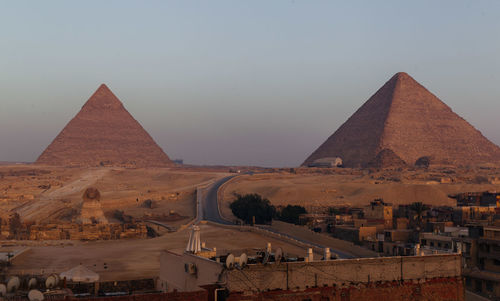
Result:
[60, 264, 100, 283]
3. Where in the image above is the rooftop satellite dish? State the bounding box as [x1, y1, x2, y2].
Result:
[28, 278, 38, 289]
[45, 275, 56, 289]
[239, 253, 248, 268]
[275, 247, 283, 264]
[28, 289, 45, 301]
[0, 284, 6, 296]
[7, 276, 20, 293]
[225, 254, 235, 270]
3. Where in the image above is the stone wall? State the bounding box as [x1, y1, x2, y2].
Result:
[27, 223, 148, 240]
[225, 254, 462, 292]
[226, 278, 464, 301]
[159, 251, 463, 301]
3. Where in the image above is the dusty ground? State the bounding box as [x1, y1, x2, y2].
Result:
[3, 163, 500, 283]
[0, 164, 227, 223]
[7, 223, 314, 281]
[220, 168, 500, 219]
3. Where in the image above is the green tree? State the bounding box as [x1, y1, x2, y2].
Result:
[278, 205, 307, 225]
[410, 202, 430, 231]
[230, 193, 275, 224]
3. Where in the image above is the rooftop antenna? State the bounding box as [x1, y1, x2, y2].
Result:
[262, 250, 270, 265]
[186, 225, 202, 254]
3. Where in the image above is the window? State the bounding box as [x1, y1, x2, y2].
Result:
[476, 280, 483, 292]
[493, 259, 500, 266]
[486, 281, 494, 292]
[430, 242, 434, 247]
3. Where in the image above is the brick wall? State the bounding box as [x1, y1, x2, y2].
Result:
[225, 254, 462, 292]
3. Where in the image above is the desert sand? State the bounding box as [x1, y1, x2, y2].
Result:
[219, 169, 500, 220]
[7, 223, 314, 281]
[0, 165, 227, 223]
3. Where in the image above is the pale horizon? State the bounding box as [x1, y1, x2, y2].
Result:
[1, 1, 499, 167]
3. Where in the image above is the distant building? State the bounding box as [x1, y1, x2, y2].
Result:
[363, 199, 393, 230]
[453, 206, 495, 225]
[451, 191, 500, 207]
[307, 157, 343, 168]
[333, 225, 377, 244]
[464, 225, 500, 298]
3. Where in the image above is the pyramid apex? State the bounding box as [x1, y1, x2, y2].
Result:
[303, 72, 500, 168]
[82, 83, 123, 111]
[95, 83, 114, 94]
[391, 72, 413, 81]
[395, 71, 409, 77]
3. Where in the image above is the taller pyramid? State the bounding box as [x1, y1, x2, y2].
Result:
[303, 72, 500, 168]
[36, 84, 172, 167]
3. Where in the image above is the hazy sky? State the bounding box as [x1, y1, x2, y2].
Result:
[1, 1, 499, 167]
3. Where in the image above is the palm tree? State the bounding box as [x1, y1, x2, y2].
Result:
[409, 202, 429, 231]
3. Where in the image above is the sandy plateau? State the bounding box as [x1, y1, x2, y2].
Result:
[0, 164, 226, 223]
[219, 167, 500, 220]
[2, 163, 500, 278]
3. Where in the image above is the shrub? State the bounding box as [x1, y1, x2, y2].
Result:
[277, 205, 307, 225]
[230, 193, 275, 224]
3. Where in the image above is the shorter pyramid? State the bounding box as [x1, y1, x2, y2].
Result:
[303, 72, 500, 168]
[36, 84, 172, 167]
[366, 149, 408, 169]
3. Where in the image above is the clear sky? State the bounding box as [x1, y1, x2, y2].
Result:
[1, 1, 499, 167]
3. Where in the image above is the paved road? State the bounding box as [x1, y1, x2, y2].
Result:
[199, 175, 353, 258]
[200, 175, 236, 225]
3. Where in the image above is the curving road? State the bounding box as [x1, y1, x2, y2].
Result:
[200, 175, 236, 225]
[199, 174, 354, 258]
